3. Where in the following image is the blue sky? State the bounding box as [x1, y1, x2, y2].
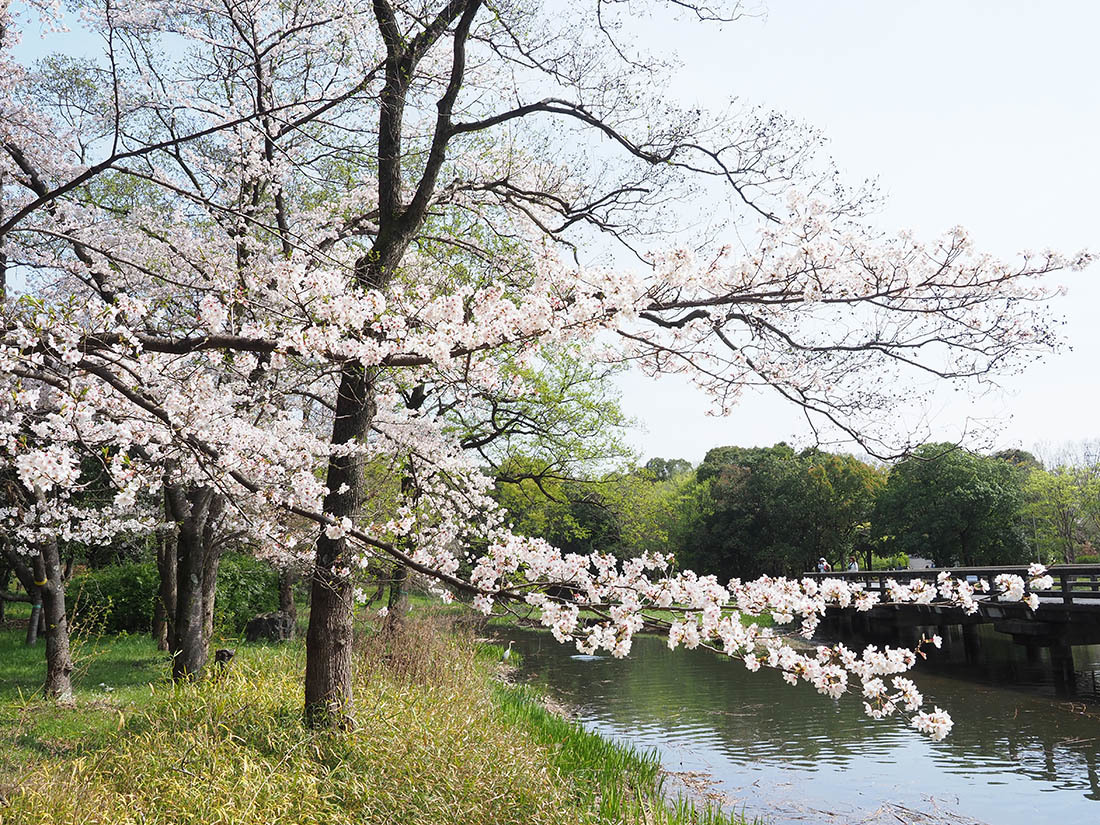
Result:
[8, 0, 1098, 463]
[616, 0, 1100, 462]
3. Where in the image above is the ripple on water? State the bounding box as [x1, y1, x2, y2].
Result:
[504, 627, 1100, 825]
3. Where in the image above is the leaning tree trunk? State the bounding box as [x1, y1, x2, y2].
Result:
[2, 540, 41, 646]
[36, 534, 73, 701]
[304, 363, 374, 728]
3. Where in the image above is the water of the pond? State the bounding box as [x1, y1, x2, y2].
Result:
[502, 625, 1100, 825]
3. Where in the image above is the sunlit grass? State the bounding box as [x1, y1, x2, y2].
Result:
[0, 619, 755, 825]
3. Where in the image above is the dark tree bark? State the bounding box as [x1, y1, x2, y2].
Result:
[387, 562, 408, 614]
[304, 365, 374, 727]
[200, 494, 225, 648]
[303, 0, 482, 727]
[172, 496, 206, 679]
[1, 540, 41, 645]
[37, 534, 73, 701]
[25, 600, 41, 646]
[278, 567, 297, 628]
[166, 483, 222, 680]
[154, 501, 178, 651]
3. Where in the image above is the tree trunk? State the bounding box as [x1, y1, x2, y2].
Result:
[200, 550, 221, 649]
[387, 562, 408, 613]
[304, 363, 373, 728]
[0, 563, 9, 623]
[152, 598, 166, 650]
[200, 494, 225, 648]
[278, 567, 297, 629]
[154, 514, 177, 651]
[167, 484, 217, 681]
[301, 0, 469, 722]
[173, 520, 206, 679]
[37, 536, 73, 701]
[25, 600, 41, 646]
[1, 540, 40, 644]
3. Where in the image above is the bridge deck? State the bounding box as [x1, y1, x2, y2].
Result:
[804, 565, 1100, 646]
[802, 564, 1100, 607]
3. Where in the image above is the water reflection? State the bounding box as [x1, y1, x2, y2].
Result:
[504, 627, 1100, 825]
[916, 624, 1100, 703]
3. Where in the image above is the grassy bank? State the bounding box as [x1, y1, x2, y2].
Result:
[0, 617, 749, 825]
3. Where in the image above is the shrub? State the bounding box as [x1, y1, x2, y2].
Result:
[213, 554, 279, 634]
[1075, 553, 1100, 564]
[68, 553, 279, 636]
[69, 562, 160, 635]
[871, 551, 909, 571]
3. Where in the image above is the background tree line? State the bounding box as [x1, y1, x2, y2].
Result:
[5, 435, 1098, 654]
[493, 441, 1100, 580]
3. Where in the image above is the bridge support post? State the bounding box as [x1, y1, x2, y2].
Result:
[1050, 641, 1076, 697]
[962, 623, 982, 664]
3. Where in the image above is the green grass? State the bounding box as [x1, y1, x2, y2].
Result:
[492, 683, 751, 825]
[0, 619, 755, 825]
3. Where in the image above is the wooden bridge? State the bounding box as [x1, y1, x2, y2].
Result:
[803, 564, 1100, 691]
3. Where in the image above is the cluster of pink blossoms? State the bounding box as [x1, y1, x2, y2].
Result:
[429, 544, 1055, 740]
[2, 0, 1089, 743]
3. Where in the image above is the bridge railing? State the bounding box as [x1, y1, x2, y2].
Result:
[801, 564, 1100, 607]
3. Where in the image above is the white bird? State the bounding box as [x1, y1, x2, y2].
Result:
[502, 640, 515, 662]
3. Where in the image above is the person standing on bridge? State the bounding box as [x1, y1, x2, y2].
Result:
[848, 556, 859, 571]
[817, 558, 831, 573]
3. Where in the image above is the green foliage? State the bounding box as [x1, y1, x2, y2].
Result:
[993, 448, 1043, 471]
[871, 552, 909, 571]
[496, 436, 1091, 578]
[1021, 463, 1100, 564]
[644, 457, 694, 481]
[494, 459, 693, 558]
[67, 554, 278, 636]
[213, 554, 279, 633]
[456, 347, 636, 477]
[676, 445, 883, 578]
[69, 562, 161, 635]
[872, 444, 1029, 567]
[0, 627, 752, 825]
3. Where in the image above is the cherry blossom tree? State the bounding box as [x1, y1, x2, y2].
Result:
[0, 0, 1091, 732]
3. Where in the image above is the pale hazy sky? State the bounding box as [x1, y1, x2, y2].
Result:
[10, 1, 1098, 464]
[616, 0, 1100, 463]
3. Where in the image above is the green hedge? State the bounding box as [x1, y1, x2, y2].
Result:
[871, 551, 909, 571]
[213, 554, 279, 633]
[69, 554, 279, 636]
[68, 562, 160, 635]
